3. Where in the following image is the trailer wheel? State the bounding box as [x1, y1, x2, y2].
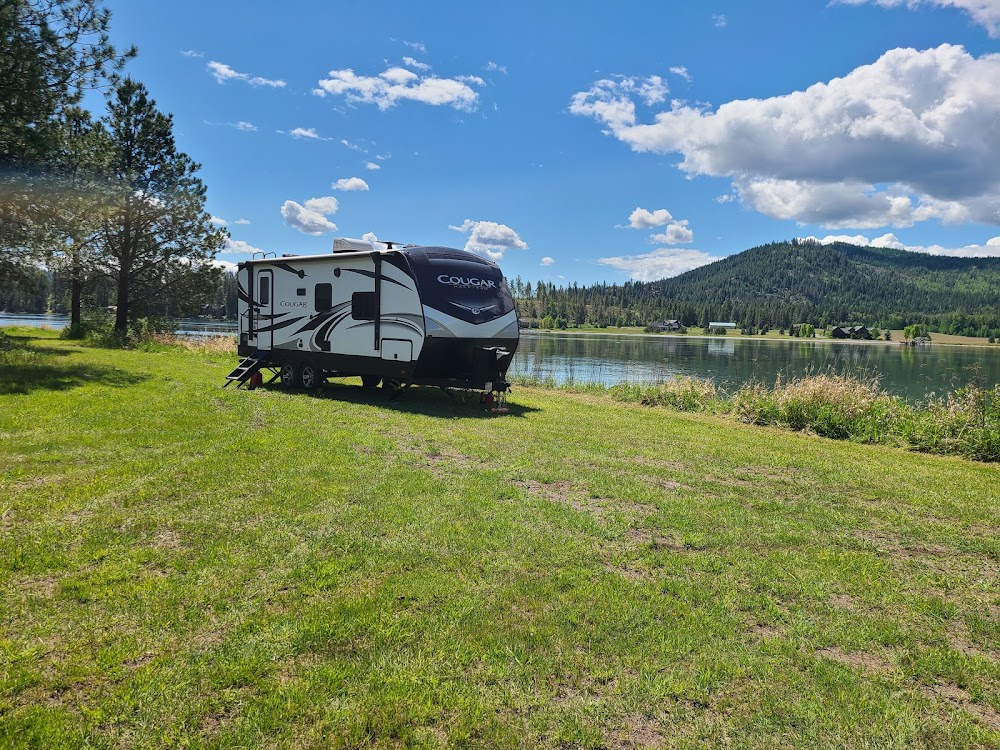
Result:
[280, 363, 298, 388]
[361, 374, 381, 389]
[300, 362, 322, 390]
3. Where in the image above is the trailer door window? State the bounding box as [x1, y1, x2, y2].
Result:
[315, 283, 332, 311]
[352, 291, 376, 320]
[259, 275, 270, 305]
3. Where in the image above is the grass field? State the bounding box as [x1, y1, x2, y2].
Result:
[1, 329, 998, 748]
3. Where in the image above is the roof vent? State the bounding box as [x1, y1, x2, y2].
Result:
[332, 237, 375, 253]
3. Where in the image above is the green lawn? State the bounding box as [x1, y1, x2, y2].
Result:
[1, 329, 997, 748]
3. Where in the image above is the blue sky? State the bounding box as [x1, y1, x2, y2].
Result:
[99, 0, 1000, 284]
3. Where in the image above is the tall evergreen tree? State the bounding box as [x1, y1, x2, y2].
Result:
[0, 0, 134, 284]
[97, 78, 225, 334]
[47, 106, 110, 334]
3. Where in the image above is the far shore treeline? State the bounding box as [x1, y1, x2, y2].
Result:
[5, 238, 1000, 340]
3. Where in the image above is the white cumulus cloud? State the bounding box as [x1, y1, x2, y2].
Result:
[650, 221, 694, 245]
[836, 0, 1000, 37]
[569, 76, 668, 132]
[448, 219, 528, 260]
[207, 60, 285, 87]
[629, 207, 673, 228]
[209, 216, 227, 226]
[598, 248, 723, 281]
[234, 218, 251, 225]
[364, 161, 380, 170]
[314, 65, 483, 111]
[281, 196, 339, 235]
[402, 56, 431, 71]
[221, 238, 265, 256]
[541, 256, 554, 266]
[628, 207, 695, 244]
[571, 45, 1000, 230]
[332, 177, 369, 191]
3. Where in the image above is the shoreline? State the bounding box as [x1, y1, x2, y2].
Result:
[519, 327, 996, 349]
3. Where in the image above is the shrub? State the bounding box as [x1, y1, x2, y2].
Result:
[82, 312, 174, 348]
[609, 376, 718, 411]
[733, 374, 903, 443]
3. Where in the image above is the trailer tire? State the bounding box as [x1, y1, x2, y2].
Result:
[361, 374, 381, 389]
[300, 362, 322, 390]
[280, 363, 298, 388]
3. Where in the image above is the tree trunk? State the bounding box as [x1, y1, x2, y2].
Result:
[115, 215, 131, 335]
[70, 274, 82, 334]
[115, 270, 129, 334]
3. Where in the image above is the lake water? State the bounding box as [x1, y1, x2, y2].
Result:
[4, 313, 998, 399]
[509, 331, 1000, 400]
[0, 312, 236, 337]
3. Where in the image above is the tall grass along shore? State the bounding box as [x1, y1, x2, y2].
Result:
[513, 372, 1000, 464]
[1, 328, 998, 748]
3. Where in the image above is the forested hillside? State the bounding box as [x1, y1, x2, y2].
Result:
[510, 240, 1000, 337]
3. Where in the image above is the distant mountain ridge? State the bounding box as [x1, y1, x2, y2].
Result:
[513, 240, 1000, 337]
[648, 240, 1000, 328]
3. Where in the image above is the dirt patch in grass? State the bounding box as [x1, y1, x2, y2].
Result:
[830, 593, 860, 611]
[746, 614, 782, 640]
[731, 466, 802, 484]
[200, 708, 232, 736]
[607, 715, 667, 749]
[151, 528, 184, 551]
[854, 530, 999, 581]
[921, 682, 1000, 731]
[631, 457, 688, 472]
[516, 478, 575, 503]
[426, 447, 472, 467]
[946, 620, 999, 660]
[125, 652, 156, 670]
[516, 479, 659, 526]
[394, 441, 475, 479]
[10, 474, 62, 490]
[816, 645, 896, 674]
[601, 528, 690, 582]
[15, 574, 58, 598]
[622, 527, 685, 551]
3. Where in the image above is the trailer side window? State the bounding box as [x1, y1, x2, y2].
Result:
[351, 291, 377, 320]
[315, 283, 332, 311]
[259, 276, 270, 305]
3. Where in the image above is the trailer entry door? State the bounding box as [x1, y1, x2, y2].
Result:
[255, 269, 274, 350]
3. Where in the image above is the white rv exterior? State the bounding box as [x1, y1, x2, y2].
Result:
[235, 244, 519, 391]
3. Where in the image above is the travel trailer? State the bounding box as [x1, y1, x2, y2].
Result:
[226, 239, 519, 398]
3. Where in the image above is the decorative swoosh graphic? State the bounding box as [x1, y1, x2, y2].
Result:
[272, 262, 307, 278]
[341, 267, 411, 290]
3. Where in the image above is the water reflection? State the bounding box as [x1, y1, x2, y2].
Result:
[510, 332, 1000, 400]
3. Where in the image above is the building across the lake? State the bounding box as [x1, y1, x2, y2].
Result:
[831, 325, 873, 340]
[650, 319, 682, 332]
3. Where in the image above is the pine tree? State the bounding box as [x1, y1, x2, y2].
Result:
[0, 0, 134, 284]
[96, 78, 225, 335]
